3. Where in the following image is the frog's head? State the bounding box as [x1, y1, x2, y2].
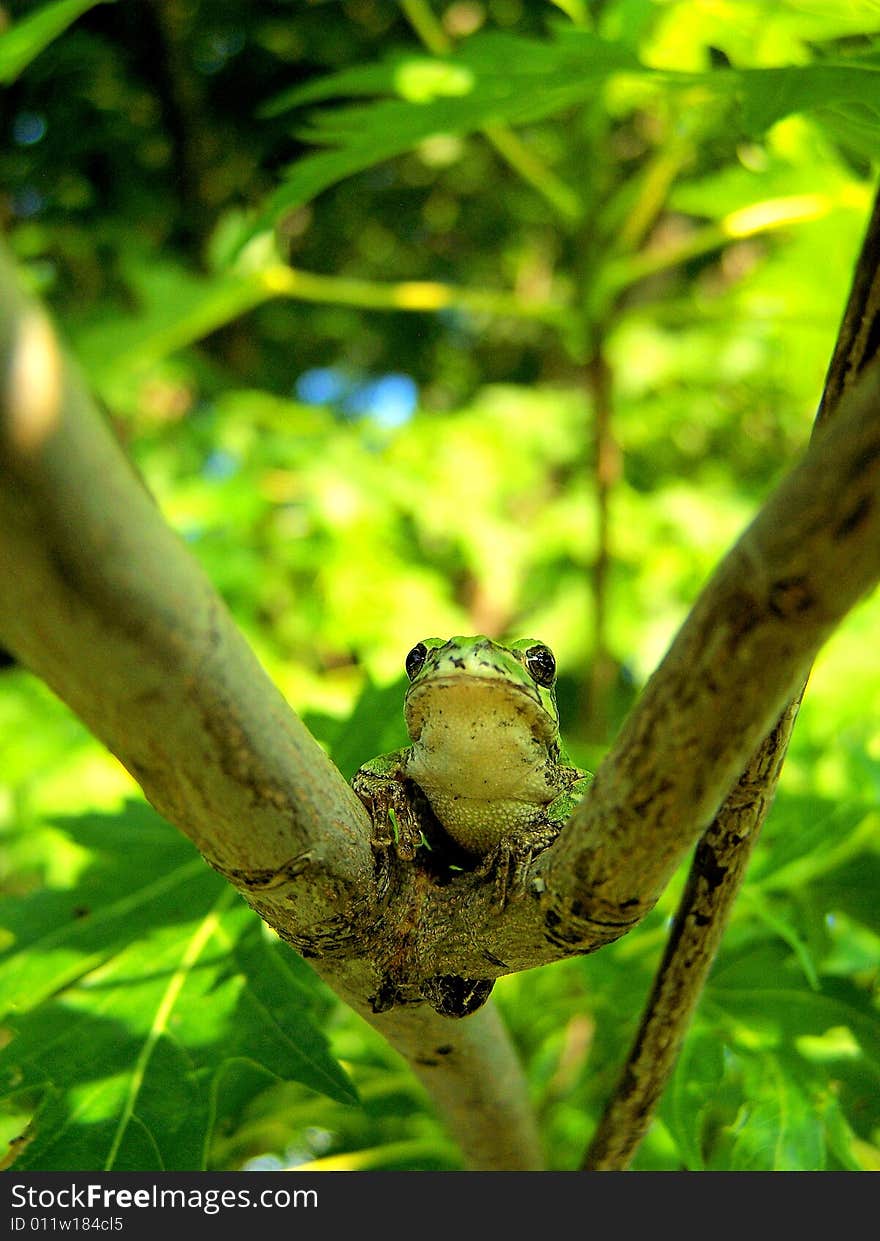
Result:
[402, 635, 561, 750]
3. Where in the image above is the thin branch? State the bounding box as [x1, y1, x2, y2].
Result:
[583, 702, 799, 1169]
[582, 185, 880, 1171]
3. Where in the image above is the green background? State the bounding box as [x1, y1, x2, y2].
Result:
[1, 0, 878, 1171]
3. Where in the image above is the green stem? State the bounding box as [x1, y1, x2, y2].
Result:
[399, 0, 451, 55]
[482, 123, 583, 223]
[603, 192, 838, 297]
[83, 264, 567, 382]
[261, 264, 566, 323]
[616, 141, 690, 253]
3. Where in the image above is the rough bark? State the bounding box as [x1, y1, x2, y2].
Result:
[816, 189, 880, 429]
[3, 237, 880, 1168]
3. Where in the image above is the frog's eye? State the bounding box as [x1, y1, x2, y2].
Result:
[525, 644, 556, 687]
[405, 642, 428, 680]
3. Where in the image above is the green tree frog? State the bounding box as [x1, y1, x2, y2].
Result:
[352, 636, 591, 880]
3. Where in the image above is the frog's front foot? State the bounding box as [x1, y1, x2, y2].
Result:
[351, 772, 425, 861]
[476, 823, 561, 908]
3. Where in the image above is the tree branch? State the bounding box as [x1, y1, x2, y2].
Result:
[536, 353, 880, 946]
[6, 238, 880, 977]
[0, 244, 543, 1170]
[582, 185, 880, 1171]
[582, 701, 799, 1169]
[0, 251, 372, 918]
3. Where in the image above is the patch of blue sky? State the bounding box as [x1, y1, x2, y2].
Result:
[296, 368, 418, 428]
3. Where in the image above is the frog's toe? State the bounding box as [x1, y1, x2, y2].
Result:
[477, 826, 561, 907]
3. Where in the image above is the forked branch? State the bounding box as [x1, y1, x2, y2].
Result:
[2, 232, 880, 1170]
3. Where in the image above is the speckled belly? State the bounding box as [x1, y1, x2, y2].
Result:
[421, 790, 546, 854]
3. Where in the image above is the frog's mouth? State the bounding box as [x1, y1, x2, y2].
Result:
[404, 674, 556, 747]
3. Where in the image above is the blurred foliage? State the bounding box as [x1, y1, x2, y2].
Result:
[1, 0, 879, 1172]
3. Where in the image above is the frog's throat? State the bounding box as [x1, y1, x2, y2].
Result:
[404, 674, 557, 746]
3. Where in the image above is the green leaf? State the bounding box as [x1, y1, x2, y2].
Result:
[0, 805, 356, 1170]
[0, 0, 111, 85]
[253, 29, 880, 239]
[708, 979, 880, 1082]
[253, 29, 641, 228]
[721, 1053, 825, 1171]
[733, 61, 880, 136]
[211, 915, 358, 1111]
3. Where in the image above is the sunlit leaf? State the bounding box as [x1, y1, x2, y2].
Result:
[734, 62, 880, 136]
[0, 806, 356, 1171]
